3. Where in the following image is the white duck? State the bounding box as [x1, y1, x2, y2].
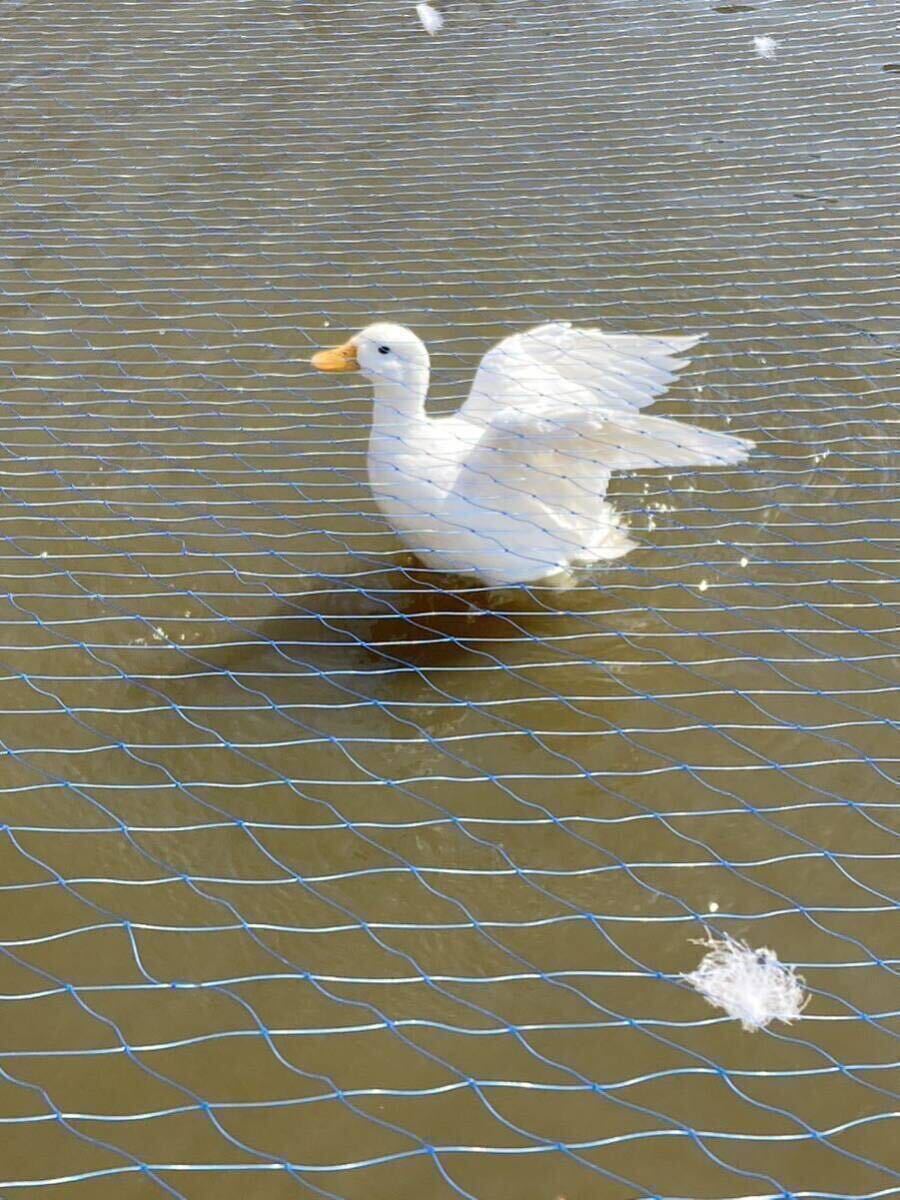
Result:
[312, 322, 753, 588]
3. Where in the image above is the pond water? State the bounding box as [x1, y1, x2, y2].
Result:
[0, 0, 896, 1196]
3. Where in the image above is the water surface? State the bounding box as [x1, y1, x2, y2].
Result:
[0, 0, 897, 1196]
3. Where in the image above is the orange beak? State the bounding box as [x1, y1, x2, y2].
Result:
[311, 339, 359, 372]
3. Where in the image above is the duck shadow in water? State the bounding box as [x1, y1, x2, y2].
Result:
[218, 558, 644, 679]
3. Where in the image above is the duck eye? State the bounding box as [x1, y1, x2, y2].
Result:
[377, 345, 390, 355]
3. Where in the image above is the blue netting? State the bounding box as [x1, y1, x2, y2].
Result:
[0, 0, 897, 1197]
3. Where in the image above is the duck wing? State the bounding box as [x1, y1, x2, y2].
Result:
[460, 321, 705, 426]
[458, 405, 753, 495]
[440, 404, 750, 583]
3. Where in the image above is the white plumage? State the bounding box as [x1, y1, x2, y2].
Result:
[416, 2, 444, 35]
[312, 322, 753, 588]
[685, 934, 808, 1032]
[753, 35, 778, 60]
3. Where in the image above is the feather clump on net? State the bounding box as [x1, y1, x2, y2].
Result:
[685, 934, 808, 1032]
[753, 35, 779, 60]
[416, 3, 444, 35]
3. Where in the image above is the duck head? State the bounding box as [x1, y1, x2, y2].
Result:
[312, 323, 429, 387]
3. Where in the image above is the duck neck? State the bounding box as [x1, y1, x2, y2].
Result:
[370, 366, 429, 434]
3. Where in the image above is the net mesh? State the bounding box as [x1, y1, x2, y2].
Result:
[0, 0, 897, 1196]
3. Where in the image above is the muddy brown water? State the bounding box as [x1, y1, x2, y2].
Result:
[0, 0, 897, 1196]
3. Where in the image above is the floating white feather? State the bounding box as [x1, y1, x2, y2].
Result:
[416, 2, 444, 35]
[685, 933, 808, 1032]
[753, 35, 778, 60]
